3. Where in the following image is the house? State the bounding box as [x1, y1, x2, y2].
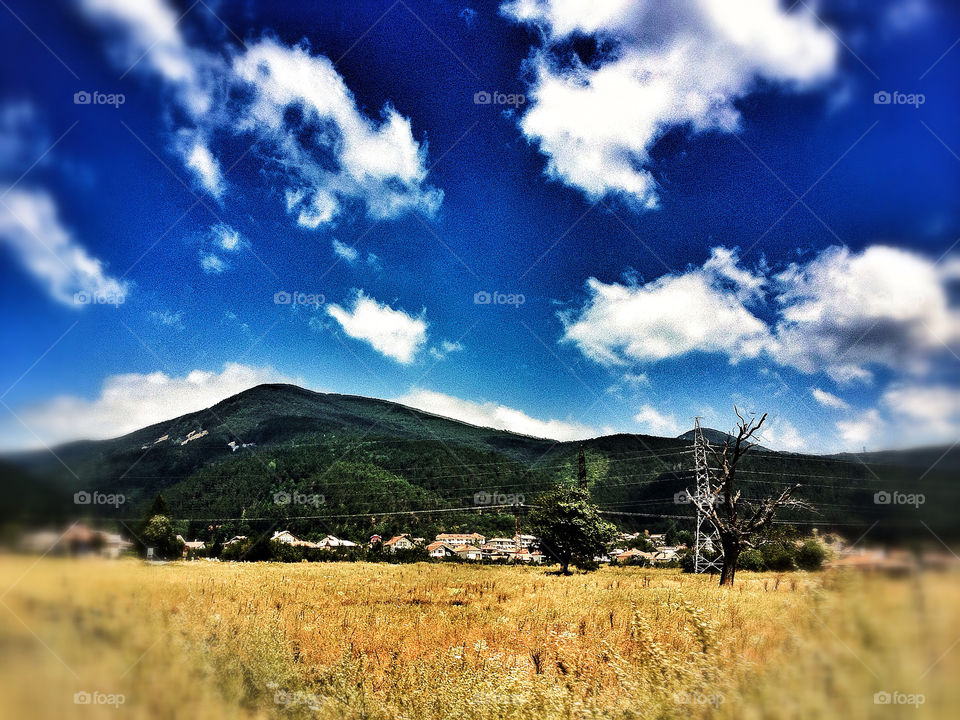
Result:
[480, 545, 513, 561]
[654, 546, 682, 562]
[426, 541, 458, 559]
[611, 549, 656, 564]
[316, 535, 357, 550]
[176, 535, 207, 557]
[512, 549, 545, 564]
[222, 535, 248, 546]
[647, 533, 667, 547]
[271, 530, 320, 548]
[516, 534, 537, 549]
[435, 532, 486, 546]
[19, 524, 133, 558]
[383, 534, 415, 553]
[453, 545, 483, 561]
[485, 537, 520, 552]
[369, 534, 382, 546]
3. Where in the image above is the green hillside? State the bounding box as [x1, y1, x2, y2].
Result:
[2, 384, 957, 543]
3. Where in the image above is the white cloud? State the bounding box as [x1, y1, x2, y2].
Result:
[326, 290, 428, 364]
[395, 388, 596, 441]
[199, 251, 227, 274]
[231, 39, 442, 227]
[429, 340, 464, 360]
[181, 134, 224, 199]
[633, 404, 680, 436]
[197, 223, 243, 273]
[882, 383, 960, 442]
[758, 418, 807, 452]
[564, 245, 959, 384]
[835, 409, 883, 449]
[331, 239, 359, 263]
[561, 247, 770, 365]
[210, 223, 242, 252]
[811, 388, 850, 410]
[4, 363, 296, 450]
[78, 0, 211, 116]
[149, 309, 183, 329]
[502, 0, 836, 206]
[78, 4, 442, 221]
[0, 188, 128, 306]
[770, 246, 958, 382]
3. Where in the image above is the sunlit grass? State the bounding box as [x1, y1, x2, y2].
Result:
[0, 558, 956, 719]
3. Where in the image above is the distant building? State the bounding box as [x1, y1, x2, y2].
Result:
[435, 532, 486, 546]
[383, 534, 415, 553]
[271, 530, 320, 548]
[19, 524, 132, 558]
[426, 541, 458, 559]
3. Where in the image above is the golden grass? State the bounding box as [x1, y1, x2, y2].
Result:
[0, 558, 957, 719]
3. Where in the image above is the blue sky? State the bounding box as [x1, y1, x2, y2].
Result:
[0, 0, 958, 453]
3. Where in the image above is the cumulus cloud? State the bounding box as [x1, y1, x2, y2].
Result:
[326, 290, 428, 364]
[78, 0, 212, 116]
[180, 133, 224, 199]
[429, 340, 464, 360]
[331, 239, 359, 263]
[561, 247, 770, 365]
[633, 404, 680, 436]
[882, 383, 960, 442]
[502, 0, 837, 206]
[835, 409, 882, 448]
[811, 388, 850, 410]
[78, 2, 442, 221]
[563, 244, 959, 382]
[0, 188, 128, 306]
[770, 246, 958, 382]
[395, 388, 596, 441]
[232, 39, 442, 227]
[198, 223, 244, 273]
[758, 418, 807, 452]
[4, 363, 296, 450]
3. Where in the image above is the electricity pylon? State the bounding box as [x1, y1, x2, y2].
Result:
[692, 418, 723, 573]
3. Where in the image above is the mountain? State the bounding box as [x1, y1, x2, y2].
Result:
[2, 384, 957, 542]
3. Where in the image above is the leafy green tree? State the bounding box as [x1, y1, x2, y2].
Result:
[145, 493, 168, 519]
[737, 548, 765, 571]
[529, 484, 617, 574]
[795, 539, 826, 570]
[141, 515, 184, 560]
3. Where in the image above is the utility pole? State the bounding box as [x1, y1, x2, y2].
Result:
[692, 418, 722, 574]
[577, 445, 587, 488]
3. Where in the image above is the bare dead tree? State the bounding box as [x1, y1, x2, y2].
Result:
[689, 407, 813, 587]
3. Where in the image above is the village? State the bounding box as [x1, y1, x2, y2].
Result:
[15, 523, 960, 574]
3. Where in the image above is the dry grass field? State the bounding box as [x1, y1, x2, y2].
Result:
[0, 558, 957, 719]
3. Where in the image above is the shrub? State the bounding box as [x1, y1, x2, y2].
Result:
[795, 539, 826, 571]
[738, 548, 765, 571]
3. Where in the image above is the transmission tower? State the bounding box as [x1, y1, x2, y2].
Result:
[692, 418, 722, 573]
